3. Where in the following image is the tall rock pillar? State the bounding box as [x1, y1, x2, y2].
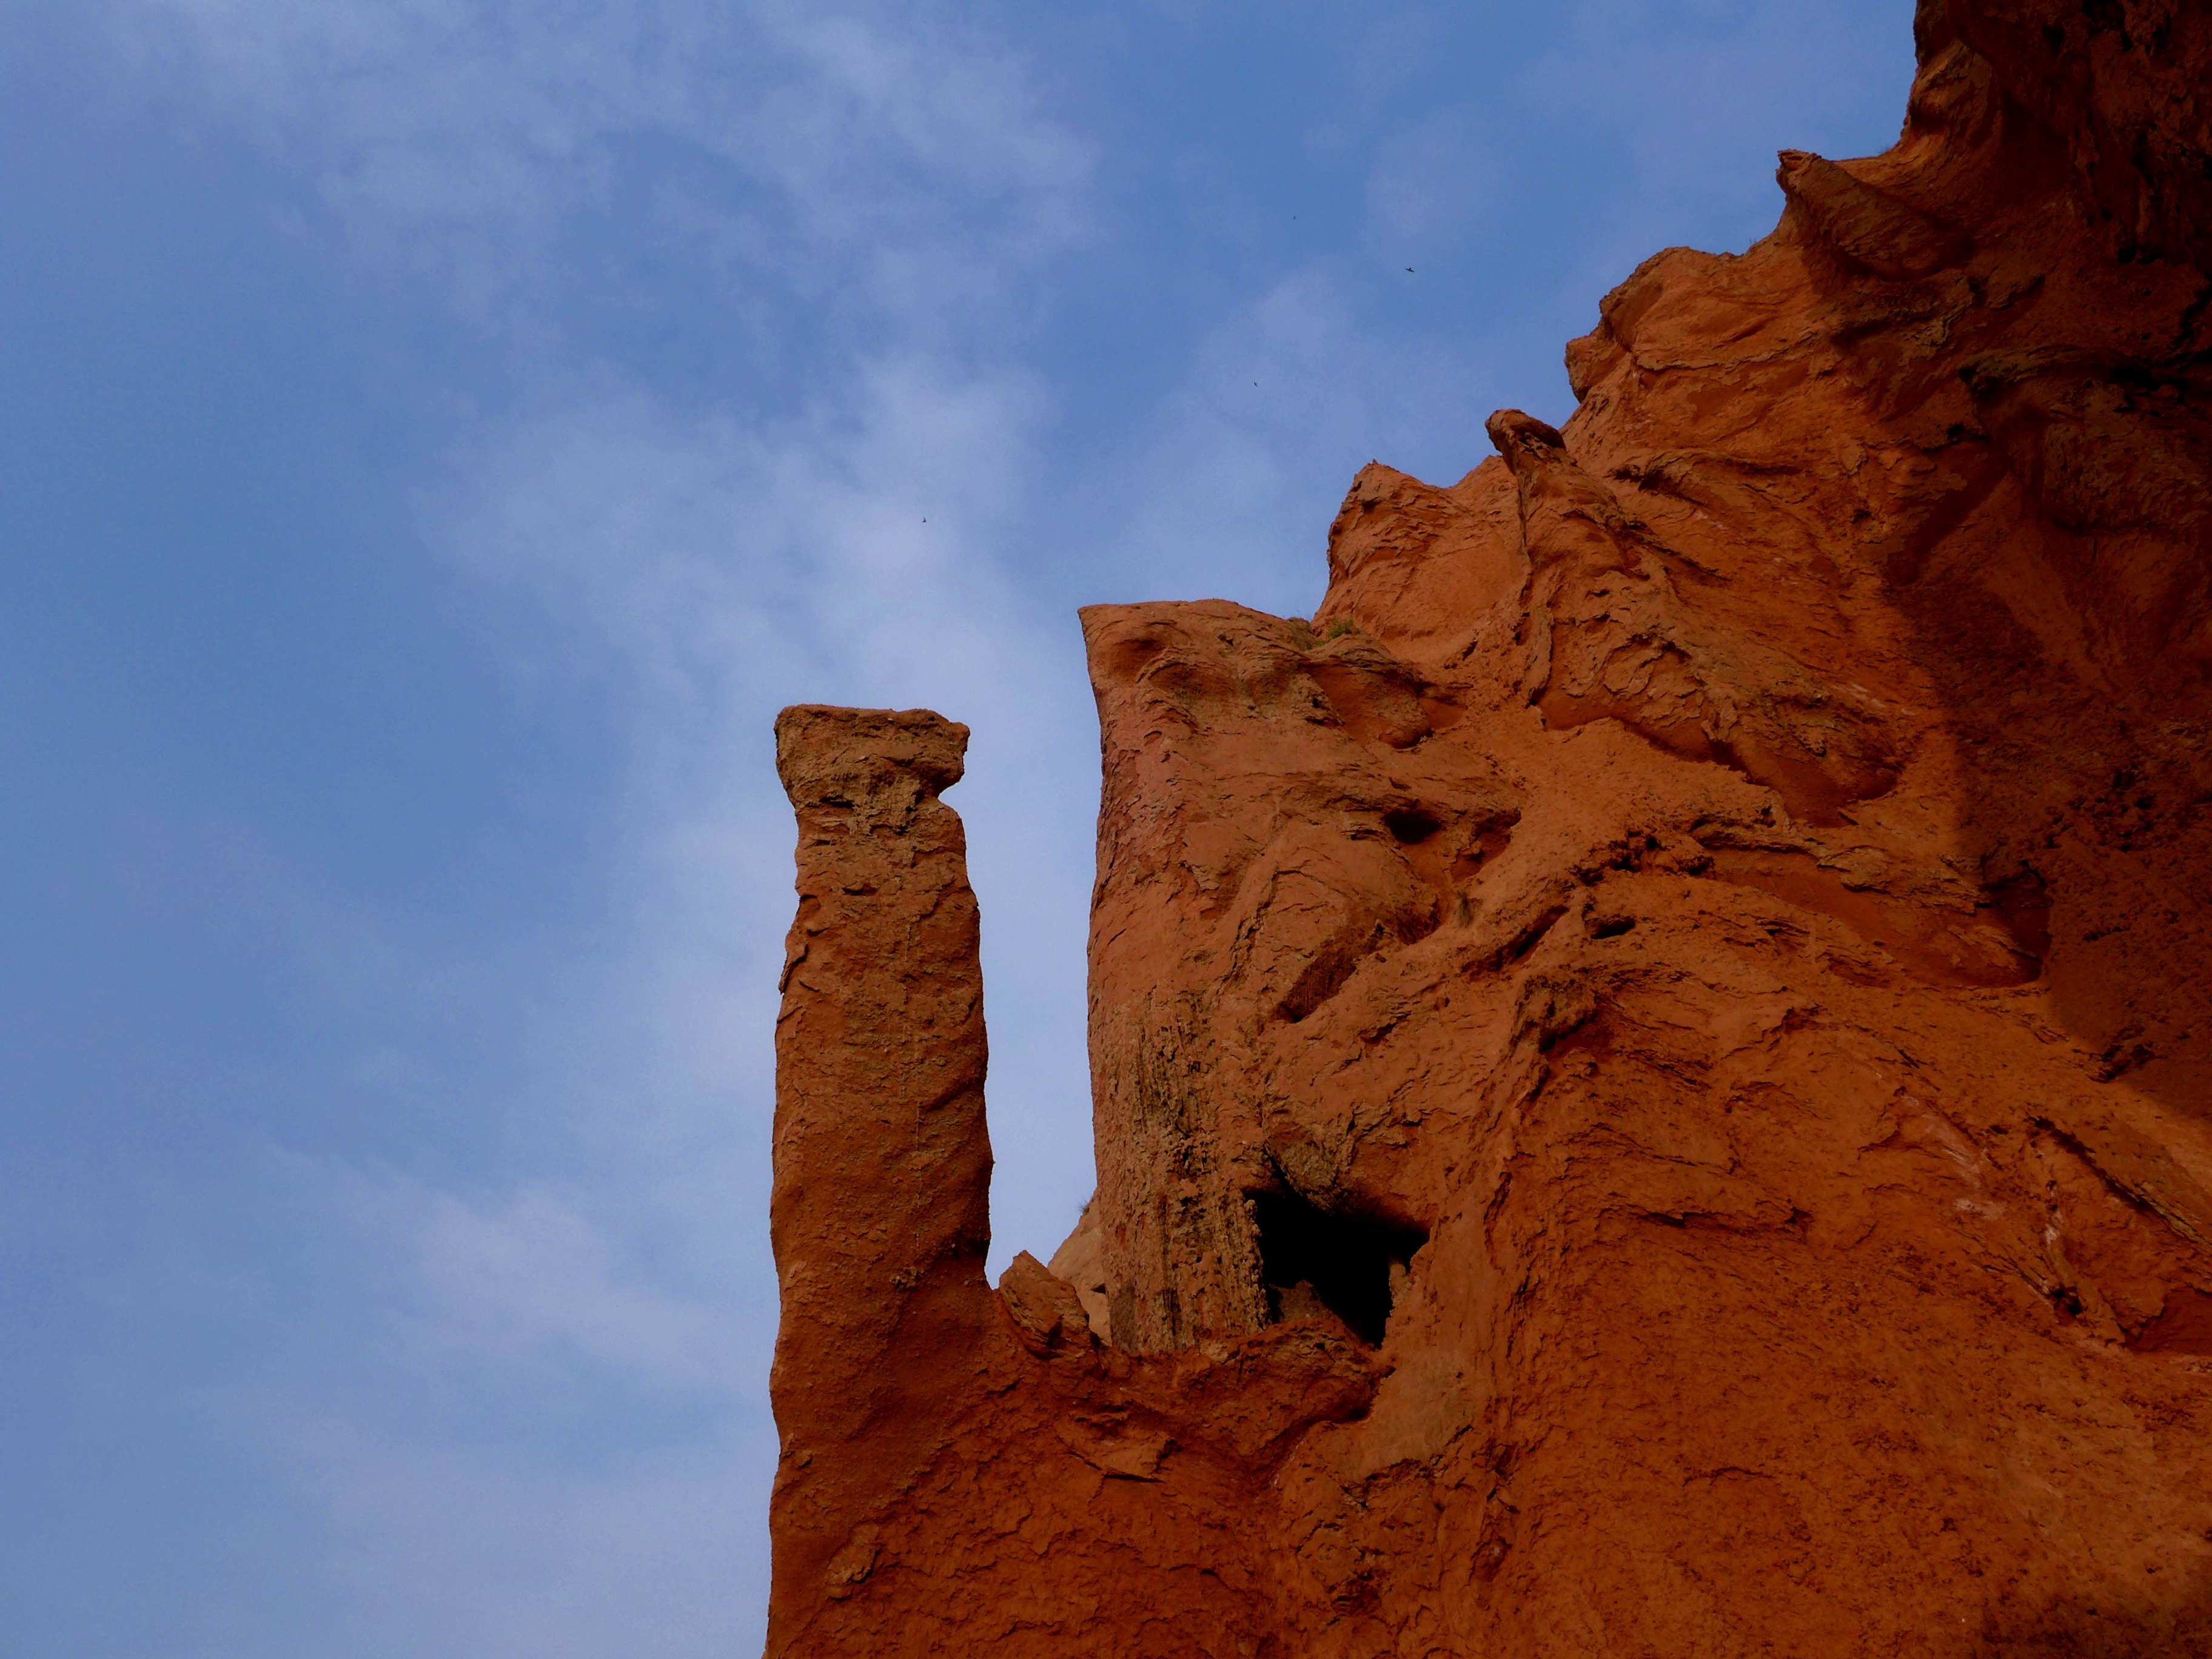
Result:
[766, 706, 996, 1655]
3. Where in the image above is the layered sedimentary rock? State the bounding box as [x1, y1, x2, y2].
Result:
[767, 3, 2212, 1652]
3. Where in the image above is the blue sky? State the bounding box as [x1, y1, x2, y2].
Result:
[1, 1, 1914, 1652]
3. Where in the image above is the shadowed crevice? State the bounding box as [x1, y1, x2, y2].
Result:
[1254, 1188, 1427, 1347]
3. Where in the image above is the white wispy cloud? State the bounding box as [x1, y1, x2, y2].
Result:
[90, 2, 1108, 1650]
[105, 0, 1093, 327]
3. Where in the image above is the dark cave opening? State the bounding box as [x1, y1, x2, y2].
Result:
[1254, 1188, 1426, 1347]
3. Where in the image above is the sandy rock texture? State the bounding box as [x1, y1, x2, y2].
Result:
[766, 2, 2212, 1652]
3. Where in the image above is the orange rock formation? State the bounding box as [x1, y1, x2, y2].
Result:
[768, 2, 2212, 1652]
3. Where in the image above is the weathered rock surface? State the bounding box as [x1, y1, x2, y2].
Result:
[767, 2, 2212, 1652]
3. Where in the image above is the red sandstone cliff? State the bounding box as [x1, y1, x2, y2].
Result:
[768, 3, 2212, 1652]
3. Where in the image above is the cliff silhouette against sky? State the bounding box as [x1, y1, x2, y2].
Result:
[769, 2, 2212, 1651]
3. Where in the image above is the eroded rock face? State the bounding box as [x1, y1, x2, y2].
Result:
[768, 706, 1379, 1657]
[768, 3, 2212, 1652]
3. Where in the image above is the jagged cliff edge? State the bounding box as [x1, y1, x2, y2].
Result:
[768, 4, 2212, 1654]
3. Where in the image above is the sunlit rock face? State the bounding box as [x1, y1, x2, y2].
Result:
[765, 4, 2212, 1654]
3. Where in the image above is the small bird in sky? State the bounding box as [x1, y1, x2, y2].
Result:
[1405, 266, 1415, 273]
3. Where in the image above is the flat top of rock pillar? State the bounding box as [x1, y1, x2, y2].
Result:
[774, 706, 968, 805]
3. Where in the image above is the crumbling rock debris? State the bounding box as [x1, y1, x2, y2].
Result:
[766, 3, 2212, 1653]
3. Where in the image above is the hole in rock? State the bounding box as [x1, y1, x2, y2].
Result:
[1254, 1188, 1426, 1347]
[1384, 806, 1444, 845]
